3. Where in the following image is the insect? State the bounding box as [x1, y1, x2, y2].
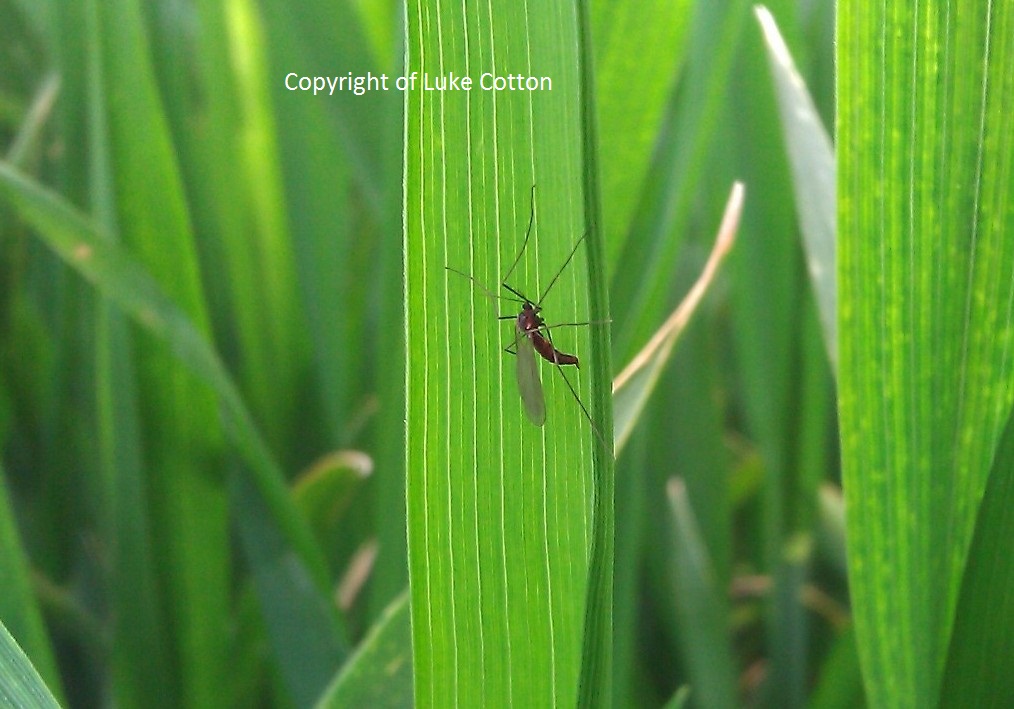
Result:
[446, 187, 607, 449]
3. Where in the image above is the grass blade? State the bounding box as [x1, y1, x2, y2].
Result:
[592, 0, 693, 266]
[232, 470, 345, 705]
[0, 163, 346, 697]
[0, 465, 63, 703]
[576, 0, 615, 702]
[939, 405, 1014, 706]
[315, 591, 412, 709]
[90, 0, 232, 701]
[0, 620, 60, 709]
[838, 3, 1014, 704]
[755, 5, 837, 373]
[665, 479, 737, 709]
[404, 0, 606, 704]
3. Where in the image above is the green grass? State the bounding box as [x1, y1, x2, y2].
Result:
[2, 0, 1013, 707]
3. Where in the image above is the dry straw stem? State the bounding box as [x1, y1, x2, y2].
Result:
[613, 181, 744, 393]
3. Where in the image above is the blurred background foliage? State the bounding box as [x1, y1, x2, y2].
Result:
[1, 0, 1010, 706]
[3, 0, 834, 704]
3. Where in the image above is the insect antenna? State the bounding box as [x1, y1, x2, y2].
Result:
[501, 282, 536, 305]
[501, 184, 539, 287]
[537, 232, 587, 306]
[445, 265, 526, 319]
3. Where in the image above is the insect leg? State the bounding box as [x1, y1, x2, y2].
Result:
[541, 326, 611, 455]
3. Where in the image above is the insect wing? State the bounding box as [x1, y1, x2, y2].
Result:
[515, 331, 546, 426]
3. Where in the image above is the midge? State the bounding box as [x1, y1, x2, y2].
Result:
[446, 187, 608, 450]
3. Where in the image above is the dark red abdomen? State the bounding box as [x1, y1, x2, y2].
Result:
[531, 331, 579, 366]
[517, 301, 579, 367]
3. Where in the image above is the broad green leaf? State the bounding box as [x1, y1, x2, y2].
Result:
[404, 0, 612, 705]
[838, 3, 1014, 706]
[939, 404, 1014, 706]
[316, 591, 412, 709]
[0, 620, 60, 709]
